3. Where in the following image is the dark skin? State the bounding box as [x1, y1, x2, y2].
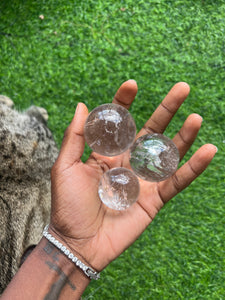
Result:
[1, 81, 217, 299]
[49, 80, 217, 271]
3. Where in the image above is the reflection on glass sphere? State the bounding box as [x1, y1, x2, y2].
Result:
[84, 103, 136, 156]
[98, 167, 140, 210]
[130, 133, 179, 182]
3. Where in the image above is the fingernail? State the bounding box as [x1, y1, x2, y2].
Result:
[127, 79, 137, 83]
[195, 114, 203, 122]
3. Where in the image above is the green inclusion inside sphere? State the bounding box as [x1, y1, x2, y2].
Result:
[130, 133, 180, 182]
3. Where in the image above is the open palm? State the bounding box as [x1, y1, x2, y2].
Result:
[49, 81, 216, 272]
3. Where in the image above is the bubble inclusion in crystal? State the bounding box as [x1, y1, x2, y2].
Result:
[130, 133, 180, 182]
[84, 103, 136, 156]
[98, 167, 140, 210]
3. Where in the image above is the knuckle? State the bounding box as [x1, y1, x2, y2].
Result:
[143, 124, 156, 134]
[171, 173, 182, 192]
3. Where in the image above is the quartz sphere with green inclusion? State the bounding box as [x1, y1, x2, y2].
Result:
[130, 133, 180, 182]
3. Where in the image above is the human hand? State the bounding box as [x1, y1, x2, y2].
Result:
[49, 81, 217, 272]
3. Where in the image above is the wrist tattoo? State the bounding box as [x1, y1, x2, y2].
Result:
[43, 241, 76, 299]
[44, 241, 60, 262]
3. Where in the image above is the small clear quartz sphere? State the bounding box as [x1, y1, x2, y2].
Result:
[130, 133, 180, 182]
[84, 103, 136, 156]
[98, 167, 140, 210]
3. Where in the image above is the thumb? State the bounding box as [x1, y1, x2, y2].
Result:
[57, 102, 89, 168]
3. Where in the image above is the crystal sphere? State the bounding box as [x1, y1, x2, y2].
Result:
[84, 103, 136, 156]
[130, 133, 180, 182]
[98, 167, 140, 210]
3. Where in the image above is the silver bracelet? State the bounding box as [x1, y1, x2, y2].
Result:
[43, 224, 100, 280]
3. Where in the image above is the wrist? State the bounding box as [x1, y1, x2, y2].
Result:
[44, 224, 100, 280]
[40, 236, 91, 299]
[48, 222, 107, 272]
[1, 237, 90, 300]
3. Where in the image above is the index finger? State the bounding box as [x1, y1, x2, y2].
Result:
[112, 79, 138, 109]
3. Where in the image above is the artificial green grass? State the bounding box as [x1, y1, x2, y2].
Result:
[0, 0, 224, 299]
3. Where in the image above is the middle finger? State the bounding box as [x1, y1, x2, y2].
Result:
[136, 82, 190, 139]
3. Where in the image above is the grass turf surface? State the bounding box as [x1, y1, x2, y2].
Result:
[0, 0, 224, 299]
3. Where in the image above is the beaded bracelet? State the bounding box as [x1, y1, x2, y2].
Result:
[43, 225, 100, 280]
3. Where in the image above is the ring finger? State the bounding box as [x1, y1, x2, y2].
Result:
[173, 113, 203, 160]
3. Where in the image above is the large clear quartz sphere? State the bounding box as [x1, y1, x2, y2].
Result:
[130, 133, 179, 182]
[98, 167, 140, 210]
[84, 103, 136, 156]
